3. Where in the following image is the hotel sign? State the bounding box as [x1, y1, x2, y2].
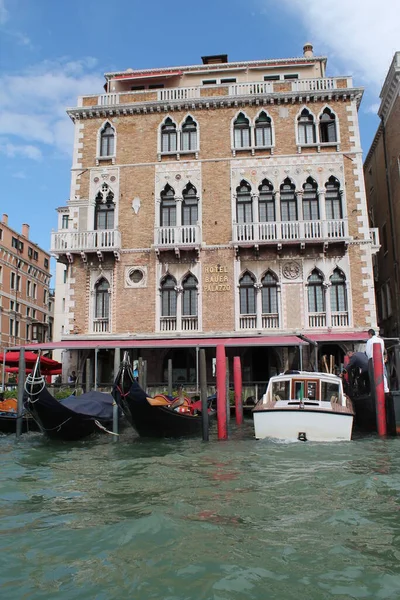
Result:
[203, 265, 231, 292]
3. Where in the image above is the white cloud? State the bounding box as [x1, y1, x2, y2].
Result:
[279, 0, 398, 89]
[0, 57, 104, 156]
[0, 0, 8, 24]
[0, 140, 42, 160]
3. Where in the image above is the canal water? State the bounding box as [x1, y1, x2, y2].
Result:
[1, 423, 400, 600]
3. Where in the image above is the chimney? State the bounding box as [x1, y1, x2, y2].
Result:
[303, 42, 314, 58]
[2, 214, 8, 225]
[21, 223, 30, 239]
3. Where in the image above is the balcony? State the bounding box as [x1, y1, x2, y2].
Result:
[239, 314, 279, 330]
[92, 318, 110, 334]
[159, 316, 199, 332]
[51, 229, 121, 262]
[233, 219, 349, 250]
[79, 77, 354, 110]
[154, 225, 201, 256]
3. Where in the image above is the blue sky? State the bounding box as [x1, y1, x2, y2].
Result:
[0, 0, 398, 268]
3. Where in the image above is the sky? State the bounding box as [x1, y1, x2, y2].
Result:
[0, 0, 399, 273]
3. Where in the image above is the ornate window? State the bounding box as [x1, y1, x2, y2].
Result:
[181, 116, 197, 151]
[302, 177, 319, 220]
[233, 113, 251, 148]
[261, 271, 278, 314]
[255, 111, 272, 147]
[298, 108, 316, 145]
[161, 118, 177, 153]
[182, 274, 198, 316]
[95, 278, 110, 319]
[319, 108, 337, 143]
[161, 275, 177, 317]
[236, 180, 253, 223]
[330, 269, 347, 312]
[258, 179, 275, 222]
[160, 184, 176, 226]
[100, 123, 115, 157]
[280, 178, 297, 221]
[307, 270, 325, 313]
[325, 177, 342, 219]
[182, 183, 198, 226]
[95, 184, 115, 230]
[239, 272, 256, 315]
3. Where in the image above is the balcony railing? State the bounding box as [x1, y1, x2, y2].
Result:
[182, 316, 198, 331]
[154, 225, 201, 248]
[160, 316, 177, 332]
[92, 318, 110, 333]
[309, 313, 327, 328]
[233, 219, 348, 244]
[331, 312, 349, 327]
[88, 77, 353, 108]
[369, 228, 380, 254]
[239, 314, 280, 330]
[51, 229, 121, 254]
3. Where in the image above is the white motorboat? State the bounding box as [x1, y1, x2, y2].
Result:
[253, 371, 354, 442]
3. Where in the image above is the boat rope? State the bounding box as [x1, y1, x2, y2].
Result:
[94, 419, 119, 435]
[24, 373, 46, 399]
[116, 385, 130, 399]
[38, 417, 73, 432]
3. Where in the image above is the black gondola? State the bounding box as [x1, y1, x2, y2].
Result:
[113, 358, 213, 438]
[24, 361, 117, 441]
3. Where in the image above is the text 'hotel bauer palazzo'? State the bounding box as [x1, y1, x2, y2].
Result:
[51, 44, 379, 387]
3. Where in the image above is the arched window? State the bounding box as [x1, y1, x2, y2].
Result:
[182, 183, 198, 226]
[298, 108, 316, 145]
[239, 272, 256, 315]
[161, 118, 177, 153]
[319, 108, 337, 143]
[325, 177, 342, 219]
[181, 116, 197, 151]
[258, 179, 275, 222]
[233, 113, 251, 148]
[100, 123, 115, 157]
[95, 184, 115, 230]
[255, 111, 272, 147]
[280, 178, 297, 221]
[95, 278, 110, 319]
[182, 274, 198, 316]
[236, 180, 252, 223]
[330, 269, 347, 312]
[161, 275, 177, 317]
[308, 270, 325, 313]
[302, 177, 319, 220]
[160, 184, 176, 226]
[261, 272, 278, 314]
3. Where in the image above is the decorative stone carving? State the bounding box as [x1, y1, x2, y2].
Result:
[282, 261, 301, 280]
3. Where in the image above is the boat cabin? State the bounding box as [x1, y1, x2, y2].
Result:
[263, 371, 345, 408]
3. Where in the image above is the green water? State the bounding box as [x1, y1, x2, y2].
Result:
[1, 424, 400, 600]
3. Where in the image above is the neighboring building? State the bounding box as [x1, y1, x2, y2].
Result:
[47, 44, 378, 387]
[0, 214, 52, 359]
[364, 52, 400, 339]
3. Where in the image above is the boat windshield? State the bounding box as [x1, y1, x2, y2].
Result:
[321, 381, 341, 403]
[271, 380, 290, 401]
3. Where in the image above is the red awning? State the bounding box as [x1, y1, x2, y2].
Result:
[0, 351, 62, 368]
[305, 332, 369, 343]
[21, 335, 307, 352]
[5, 366, 62, 375]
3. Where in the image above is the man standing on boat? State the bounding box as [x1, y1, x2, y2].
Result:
[365, 329, 389, 393]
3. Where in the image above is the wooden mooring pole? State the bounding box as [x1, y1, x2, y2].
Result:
[233, 356, 243, 425]
[199, 349, 209, 441]
[216, 344, 227, 440]
[16, 348, 26, 438]
[113, 348, 120, 441]
[373, 343, 387, 436]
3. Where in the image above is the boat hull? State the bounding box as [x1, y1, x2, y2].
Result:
[253, 408, 353, 442]
[0, 413, 39, 434]
[114, 380, 211, 438]
[25, 388, 114, 441]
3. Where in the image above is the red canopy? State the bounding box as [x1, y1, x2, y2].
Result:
[0, 351, 62, 369]
[5, 366, 62, 375]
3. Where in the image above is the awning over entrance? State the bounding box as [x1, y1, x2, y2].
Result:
[22, 335, 307, 352]
[305, 332, 369, 343]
